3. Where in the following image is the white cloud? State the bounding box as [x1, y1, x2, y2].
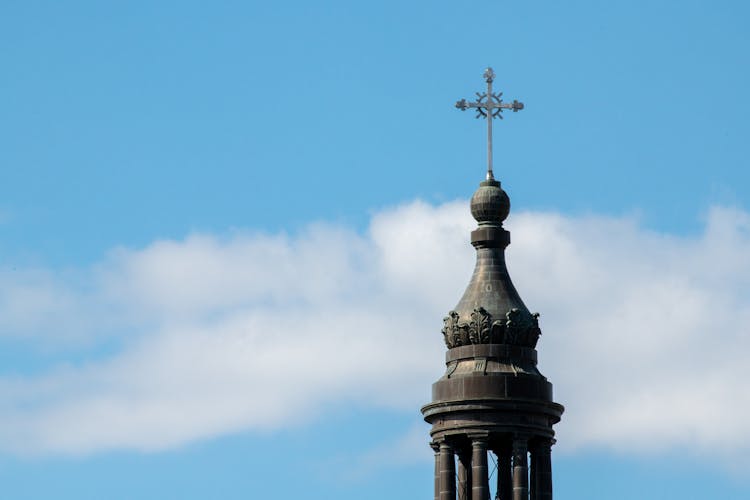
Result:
[0, 201, 749, 465]
[517, 207, 750, 459]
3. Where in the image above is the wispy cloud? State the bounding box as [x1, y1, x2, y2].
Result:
[0, 201, 749, 465]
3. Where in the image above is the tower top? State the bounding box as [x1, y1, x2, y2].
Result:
[455, 67, 524, 181]
[423, 67, 562, 500]
[444, 68, 534, 349]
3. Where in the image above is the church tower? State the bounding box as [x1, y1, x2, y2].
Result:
[422, 69, 563, 500]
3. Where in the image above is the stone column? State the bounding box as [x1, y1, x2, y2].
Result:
[432, 442, 440, 500]
[471, 438, 489, 500]
[439, 442, 456, 500]
[535, 439, 553, 500]
[529, 443, 537, 500]
[458, 450, 472, 500]
[512, 438, 528, 500]
[496, 447, 512, 500]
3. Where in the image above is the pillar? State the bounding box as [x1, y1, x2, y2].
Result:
[534, 439, 552, 500]
[439, 442, 456, 500]
[432, 442, 440, 500]
[512, 438, 528, 500]
[529, 442, 537, 500]
[471, 438, 489, 500]
[458, 450, 472, 500]
[496, 447, 512, 500]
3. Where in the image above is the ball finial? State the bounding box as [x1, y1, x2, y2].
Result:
[470, 179, 510, 225]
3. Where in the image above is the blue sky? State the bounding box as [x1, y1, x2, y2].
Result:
[1, 1, 750, 499]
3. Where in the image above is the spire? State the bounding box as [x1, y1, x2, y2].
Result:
[423, 68, 562, 500]
[442, 69, 539, 349]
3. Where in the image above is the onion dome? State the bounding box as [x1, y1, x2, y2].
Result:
[441, 178, 541, 349]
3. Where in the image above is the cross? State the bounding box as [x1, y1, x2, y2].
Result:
[455, 67, 524, 181]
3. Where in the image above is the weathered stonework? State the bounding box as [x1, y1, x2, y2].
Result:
[441, 307, 541, 349]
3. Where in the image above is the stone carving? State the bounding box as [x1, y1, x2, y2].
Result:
[505, 309, 541, 347]
[490, 318, 506, 344]
[442, 307, 541, 348]
[442, 311, 467, 347]
[468, 307, 491, 344]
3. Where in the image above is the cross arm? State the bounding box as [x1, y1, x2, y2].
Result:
[455, 99, 524, 112]
[455, 99, 472, 110]
[499, 100, 524, 112]
[455, 99, 491, 111]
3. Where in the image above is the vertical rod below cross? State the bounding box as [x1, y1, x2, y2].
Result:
[487, 78, 494, 180]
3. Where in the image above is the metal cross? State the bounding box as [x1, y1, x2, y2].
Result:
[455, 67, 524, 181]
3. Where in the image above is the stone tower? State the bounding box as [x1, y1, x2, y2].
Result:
[421, 69, 563, 500]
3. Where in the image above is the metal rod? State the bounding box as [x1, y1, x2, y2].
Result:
[487, 76, 494, 180]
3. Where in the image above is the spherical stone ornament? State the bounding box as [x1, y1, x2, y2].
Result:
[470, 179, 510, 224]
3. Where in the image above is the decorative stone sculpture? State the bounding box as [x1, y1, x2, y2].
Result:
[442, 307, 541, 348]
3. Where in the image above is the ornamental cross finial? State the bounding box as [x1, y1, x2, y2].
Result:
[455, 67, 524, 181]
